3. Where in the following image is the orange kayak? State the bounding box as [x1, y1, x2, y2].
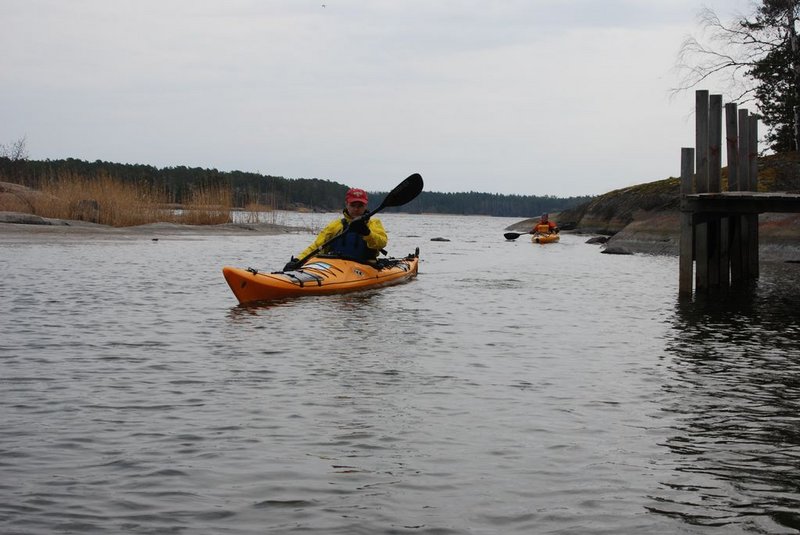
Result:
[532, 233, 560, 244]
[222, 250, 419, 304]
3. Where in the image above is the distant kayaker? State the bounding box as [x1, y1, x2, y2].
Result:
[283, 188, 388, 271]
[532, 213, 559, 235]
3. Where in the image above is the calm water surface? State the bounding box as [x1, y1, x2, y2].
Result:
[1, 213, 799, 534]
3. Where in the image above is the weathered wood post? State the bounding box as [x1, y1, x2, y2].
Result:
[748, 115, 759, 278]
[726, 102, 743, 282]
[709, 95, 722, 193]
[738, 109, 751, 188]
[679, 148, 695, 295]
[695, 90, 710, 291]
[709, 94, 724, 287]
[738, 109, 752, 280]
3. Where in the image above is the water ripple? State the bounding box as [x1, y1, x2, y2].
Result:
[2, 223, 800, 533]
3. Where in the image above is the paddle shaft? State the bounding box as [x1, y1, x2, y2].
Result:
[504, 227, 559, 240]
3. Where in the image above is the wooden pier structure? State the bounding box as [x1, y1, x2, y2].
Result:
[679, 90, 800, 296]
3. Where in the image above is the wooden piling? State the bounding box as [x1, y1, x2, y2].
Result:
[738, 109, 751, 280]
[695, 90, 710, 193]
[694, 91, 709, 291]
[748, 115, 759, 278]
[679, 148, 695, 296]
[726, 103, 743, 282]
[708, 94, 723, 288]
[738, 109, 750, 189]
[725, 103, 739, 191]
[677, 90, 790, 296]
[709, 95, 722, 192]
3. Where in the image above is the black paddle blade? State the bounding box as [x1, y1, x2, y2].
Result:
[504, 232, 525, 240]
[377, 173, 423, 211]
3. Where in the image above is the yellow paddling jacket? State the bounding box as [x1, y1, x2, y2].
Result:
[298, 212, 388, 262]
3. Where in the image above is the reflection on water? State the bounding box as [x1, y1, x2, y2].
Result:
[655, 262, 800, 532]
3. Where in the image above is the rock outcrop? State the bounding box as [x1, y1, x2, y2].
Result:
[509, 152, 800, 259]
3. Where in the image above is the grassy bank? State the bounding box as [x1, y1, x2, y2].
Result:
[0, 173, 277, 227]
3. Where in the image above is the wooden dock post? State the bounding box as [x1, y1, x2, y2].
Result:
[679, 147, 695, 296]
[678, 89, 800, 296]
[738, 109, 752, 279]
[680, 91, 800, 296]
[726, 102, 743, 282]
[695, 90, 710, 291]
[677, 90, 788, 296]
[748, 114, 759, 279]
[709, 94, 724, 288]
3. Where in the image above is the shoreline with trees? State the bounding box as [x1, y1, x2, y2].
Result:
[0, 154, 591, 227]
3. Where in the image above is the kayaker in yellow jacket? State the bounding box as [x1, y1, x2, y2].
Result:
[283, 188, 388, 270]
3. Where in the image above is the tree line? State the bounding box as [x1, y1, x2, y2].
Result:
[0, 156, 591, 217]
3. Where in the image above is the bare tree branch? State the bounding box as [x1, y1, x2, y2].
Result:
[673, 2, 800, 151]
[0, 135, 30, 161]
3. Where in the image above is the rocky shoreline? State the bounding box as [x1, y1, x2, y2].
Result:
[503, 152, 800, 262]
[5, 207, 799, 262]
[597, 211, 800, 261]
[0, 211, 304, 241]
[506, 211, 800, 262]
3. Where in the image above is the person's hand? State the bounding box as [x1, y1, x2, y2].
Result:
[349, 218, 370, 236]
[283, 257, 301, 271]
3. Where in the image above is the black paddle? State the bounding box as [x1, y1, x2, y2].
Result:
[505, 227, 560, 240]
[291, 173, 424, 269]
[504, 231, 532, 240]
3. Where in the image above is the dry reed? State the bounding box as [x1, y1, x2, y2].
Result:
[176, 184, 233, 225]
[7, 171, 235, 227]
[241, 202, 279, 224]
[34, 172, 167, 226]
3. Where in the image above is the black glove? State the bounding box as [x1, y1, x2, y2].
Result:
[283, 257, 301, 271]
[349, 218, 370, 236]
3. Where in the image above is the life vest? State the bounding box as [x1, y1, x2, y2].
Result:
[535, 223, 552, 234]
[327, 218, 376, 262]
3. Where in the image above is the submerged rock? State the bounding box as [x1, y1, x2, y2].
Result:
[601, 245, 633, 255]
[0, 211, 54, 225]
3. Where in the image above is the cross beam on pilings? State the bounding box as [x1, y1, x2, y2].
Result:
[678, 90, 800, 297]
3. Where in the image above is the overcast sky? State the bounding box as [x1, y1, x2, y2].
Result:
[2, 0, 755, 197]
